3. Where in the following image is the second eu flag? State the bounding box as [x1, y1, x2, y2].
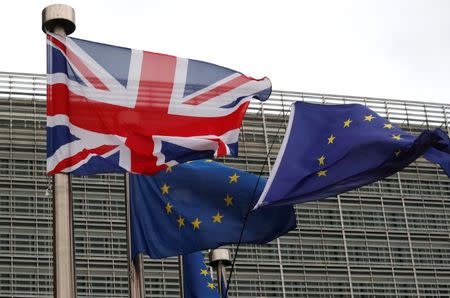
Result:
[130, 161, 296, 259]
[254, 101, 450, 208]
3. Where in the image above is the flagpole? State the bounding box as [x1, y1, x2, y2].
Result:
[178, 255, 185, 298]
[125, 173, 145, 298]
[42, 5, 76, 298]
[135, 254, 145, 297]
[217, 262, 224, 298]
[209, 249, 231, 298]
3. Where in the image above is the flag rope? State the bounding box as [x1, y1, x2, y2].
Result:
[224, 102, 290, 297]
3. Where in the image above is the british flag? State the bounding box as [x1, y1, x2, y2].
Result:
[46, 33, 271, 175]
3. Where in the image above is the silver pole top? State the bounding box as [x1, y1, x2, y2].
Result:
[42, 4, 76, 35]
[208, 248, 232, 267]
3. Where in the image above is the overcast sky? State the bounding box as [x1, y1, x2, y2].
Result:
[1, 0, 449, 103]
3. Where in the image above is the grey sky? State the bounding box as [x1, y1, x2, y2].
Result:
[1, 0, 449, 103]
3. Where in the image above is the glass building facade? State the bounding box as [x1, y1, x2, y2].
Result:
[0, 71, 449, 297]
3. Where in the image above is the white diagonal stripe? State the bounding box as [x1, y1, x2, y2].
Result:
[48, 34, 143, 108]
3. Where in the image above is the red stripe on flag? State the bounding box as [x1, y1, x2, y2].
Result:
[128, 51, 177, 173]
[206, 138, 228, 156]
[183, 75, 250, 106]
[49, 144, 118, 174]
[48, 35, 67, 52]
[47, 82, 249, 138]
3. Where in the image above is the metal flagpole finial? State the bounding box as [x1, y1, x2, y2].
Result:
[208, 248, 232, 267]
[42, 4, 76, 35]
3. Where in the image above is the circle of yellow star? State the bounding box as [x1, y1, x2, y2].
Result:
[317, 170, 328, 177]
[364, 114, 375, 121]
[392, 134, 401, 140]
[200, 269, 209, 276]
[229, 173, 240, 183]
[224, 194, 233, 206]
[177, 215, 185, 227]
[343, 118, 352, 128]
[327, 134, 335, 144]
[191, 218, 202, 230]
[165, 202, 173, 214]
[383, 123, 393, 129]
[212, 212, 224, 223]
[207, 282, 216, 289]
[317, 155, 326, 166]
[161, 183, 170, 195]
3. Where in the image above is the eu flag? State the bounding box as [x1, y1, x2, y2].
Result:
[183, 251, 217, 298]
[130, 160, 296, 259]
[254, 101, 450, 208]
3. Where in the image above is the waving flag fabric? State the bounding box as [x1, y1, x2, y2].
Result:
[130, 160, 296, 259]
[254, 101, 450, 209]
[183, 252, 217, 298]
[424, 141, 450, 177]
[46, 33, 271, 175]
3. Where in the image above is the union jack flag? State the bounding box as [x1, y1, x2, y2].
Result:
[46, 33, 271, 175]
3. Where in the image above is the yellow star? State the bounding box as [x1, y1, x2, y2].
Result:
[383, 123, 393, 129]
[161, 183, 170, 195]
[165, 165, 173, 173]
[229, 173, 240, 183]
[224, 194, 233, 206]
[364, 114, 375, 121]
[343, 118, 352, 128]
[205, 159, 213, 162]
[395, 149, 402, 157]
[200, 269, 209, 276]
[327, 134, 335, 144]
[191, 218, 202, 230]
[317, 170, 327, 177]
[212, 212, 224, 223]
[317, 155, 326, 166]
[392, 134, 401, 140]
[207, 282, 216, 289]
[165, 202, 173, 214]
[177, 215, 185, 228]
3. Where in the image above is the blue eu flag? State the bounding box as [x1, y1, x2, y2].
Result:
[183, 251, 217, 298]
[254, 101, 450, 208]
[130, 160, 296, 259]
